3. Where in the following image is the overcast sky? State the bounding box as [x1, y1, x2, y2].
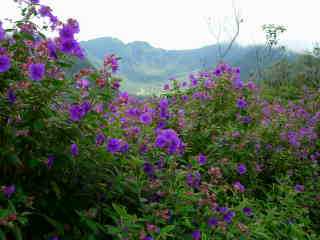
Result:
[1, 0, 319, 51]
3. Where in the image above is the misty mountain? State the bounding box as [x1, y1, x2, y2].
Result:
[80, 37, 296, 93]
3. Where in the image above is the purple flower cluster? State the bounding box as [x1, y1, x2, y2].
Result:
[107, 138, 129, 154]
[155, 129, 183, 154]
[69, 101, 91, 122]
[56, 19, 83, 58]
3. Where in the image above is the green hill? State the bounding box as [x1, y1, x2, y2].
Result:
[81, 37, 296, 93]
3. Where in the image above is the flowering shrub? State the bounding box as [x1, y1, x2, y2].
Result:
[0, 1, 319, 239]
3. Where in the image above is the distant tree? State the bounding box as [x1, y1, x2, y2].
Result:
[254, 24, 287, 81]
[206, 0, 243, 62]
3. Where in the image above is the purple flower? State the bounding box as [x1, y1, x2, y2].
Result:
[186, 172, 201, 189]
[214, 68, 222, 77]
[197, 153, 207, 165]
[81, 101, 91, 114]
[47, 40, 57, 59]
[237, 163, 247, 175]
[104, 54, 119, 73]
[39, 5, 52, 17]
[143, 237, 153, 240]
[0, 55, 11, 73]
[208, 217, 218, 227]
[59, 24, 75, 40]
[223, 211, 235, 224]
[31, 0, 40, 4]
[49, 237, 59, 240]
[143, 162, 155, 176]
[46, 156, 55, 169]
[233, 78, 243, 89]
[60, 38, 78, 54]
[96, 133, 106, 146]
[190, 74, 198, 87]
[233, 181, 245, 192]
[2, 185, 15, 198]
[217, 206, 229, 213]
[155, 129, 183, 154]
[192, 230, 201, 240]
[140, 112, 152, 125]
[71, 143, 79, 157]
[237, 98, 247, 109]
[243, 207, 253, 217]
[77, 78, 90, 89]
[7, 88, 16, 104]
[294, 184, 304, 193]
[69, 104, 84, 122]
[28, 63, 45, 81]
[107, 138, 122, 154]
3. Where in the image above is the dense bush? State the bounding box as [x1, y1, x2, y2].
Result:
[0, 1, 319, 239]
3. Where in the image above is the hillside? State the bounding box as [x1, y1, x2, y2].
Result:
[81, 37, 296, 93]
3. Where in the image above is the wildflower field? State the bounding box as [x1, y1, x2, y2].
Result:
[0, 1, 319, 239]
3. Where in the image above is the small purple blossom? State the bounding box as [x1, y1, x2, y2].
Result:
[223, 211, 235, 224]
[197, 153, 207, 165]
[143, 162, 155, 177]
[243, 207, 253, 217]
[237, 163, 247, 175]
[96, 133, 106, 146]
[140, 112, 152, 125]
[192, 230, 201, 240]
[7, 88, 16, 104]
[237, 98, 247, 109]
[107, 138, 128, 154]
[28, 63, 45, 81]
[186, 172, 201, 189]
[0, 55, 11, 73]
[47, 40, 57, 59]
[69, 104, 84, 121]
[39, 5, 52, 17]
[233, 181, 245, 192]
[143, 237, 154, 240]
[294, 184, 304, 193]
[77, 78, 90, 89]
[71, 143, 79, 157]
[46, 156, 55, 169]
[208, 217, 218, 227]
[2, 185, 15, 198]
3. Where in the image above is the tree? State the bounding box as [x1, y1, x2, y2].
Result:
[206, 0, 243, 62]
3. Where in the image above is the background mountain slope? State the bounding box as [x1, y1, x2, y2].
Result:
[81, 37, 296, 93]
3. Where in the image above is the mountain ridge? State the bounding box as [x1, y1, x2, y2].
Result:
[80, 37, 295, 93]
